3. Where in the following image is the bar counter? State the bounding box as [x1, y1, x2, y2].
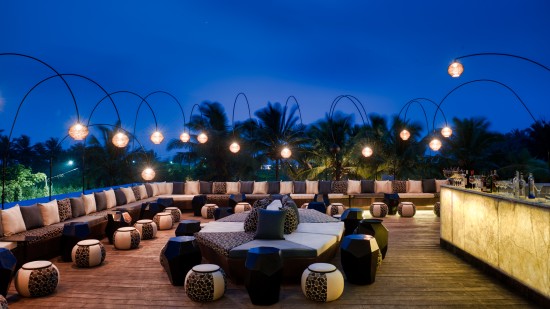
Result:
[440, 185, 549, 304]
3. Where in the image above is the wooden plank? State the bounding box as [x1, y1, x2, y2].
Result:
[5, 210, 539, 308]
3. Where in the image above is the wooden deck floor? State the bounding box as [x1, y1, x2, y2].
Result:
[5, 210, 540, 308]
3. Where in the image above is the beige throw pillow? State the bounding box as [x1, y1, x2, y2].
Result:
[104, 189, 117, 208]
[375, 180, 392, 194]
[252, 181, 268, 194]
[185, 181, 200, 195]
[347, 180, 362, 194]
[435, 179, 450, 193]
[122, 187, 136, 203]
[1, 205, 27, 236]
[38, 199, 61, 226]
[306, 180, 319, 194]
[407, 180, 423, 193]
[280, 181, 293, 194]
[82, 193, 97, 214]
[226, 182, 240, 194]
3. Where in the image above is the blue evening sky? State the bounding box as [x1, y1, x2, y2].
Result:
[1, 0, 549, 159]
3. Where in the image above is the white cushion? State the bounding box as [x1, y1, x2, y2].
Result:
[266, 200, 282, 210]
[104, 189, 117, 208]
[347, 180, 361, 194]
[280, 181, 293, 194]
[284, 232, 338, 256]
[1, 205, 26, 236]
[407, 180, 423, 193]
[151, 183, 160, 196]
[138, 185, 148, 199]
[185, 181, 200, 195]
[306, 180, 319, 194]
[157, 194, 195, 201]
[435, 179, 449, 193]
[165, 182, 173, 195]
[199, 221, 245, 233]
[252, 181, 268, 194]
[121, 187, 136, 203]
[82, 193, 97, 214]
[38, 199, 60, 226]
[375, 180, 392, 194]
[295, 222, 345, 241]
[226, 182, 240, 194]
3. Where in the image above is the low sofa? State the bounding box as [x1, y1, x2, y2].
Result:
[194, 196, 345, 283]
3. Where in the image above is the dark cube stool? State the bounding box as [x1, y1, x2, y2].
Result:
[307, 201, 326, 214]
[159, 236, 202, 286]
[106, 210, 132, 244]
[340, 208, 364, 236]
[214, 207, 233, 220]
[245, 247, 283, 306]
[157, 197, 174, 208]
[192, 195, 207, 216]
[139, 202, 165, 220]
[60, 222, 91, 262]
[0, 248, 17, 297]
[175, 220, 201, 237]
[354, 218, 389, 259]
[228, 193, 246, 209]
[340, 234, 380, 285]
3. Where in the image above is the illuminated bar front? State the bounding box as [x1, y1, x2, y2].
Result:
[440, 185, 549, 304]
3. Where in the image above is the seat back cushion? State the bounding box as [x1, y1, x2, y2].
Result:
[267, 181, 280, 194]
[280, 181, 293, 194]
[213, 182, 227, 194]
[172, 182, 185, 195]
[254, 209, 285, 240]
[114, 189, 127, 206]
[82, 193, 97, 214]
[185, 181, 200, 195]
[38, 199, 61, 225]
[1, 205, 27, 236]
[57, 198, 73, 222]
[94, 191, 108, 211]
[20, 204, 44, 230]
[319, 181, 331, 194]
[347, 180, 361, 194]
[239, 181, 254, 194]
[105, 189, 117, 208]
[293, 181, 306, 194]
[361, 180, 375, 193]
[70, 197, 86, 218]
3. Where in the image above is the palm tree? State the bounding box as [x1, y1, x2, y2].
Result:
[246, 102, 307, 180]
[11, 135, 35, 167]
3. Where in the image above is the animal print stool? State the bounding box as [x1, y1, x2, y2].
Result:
[14, 261, 59, 297]
[326, 203, 345, 216]
[301, 263, 344, 302]
[164, 207, 182, 224]
[397, 202, 416, 217]
[369, 202, 389, 218]
[201, 204, 218, 219]
[153, 212, 173, 230]
[134, 219, 158, 240]
[184, 264, 226, 302]
[433, 202, 441, 217]
[234, 202, 252, 213]
[72, 239, 106, 268]
[113, 227, 141, 250]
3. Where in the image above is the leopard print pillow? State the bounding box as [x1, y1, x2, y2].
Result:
[57, 198, 73, 222]
[331, 180, 348, 194]
[392, 180, 407, 193]
[132, 186, 141, 201]
[245, 198, 272, 231]
[281, 204, 299, 234]
[212, 182, 226, 194]
[252, 197, 272, 209]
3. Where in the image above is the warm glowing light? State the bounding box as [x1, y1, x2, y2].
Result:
[150, 131, 164, 144]
[362, 146, 373, 157]
[399, 129, 411, 141]
[141, 168, 155, 181]
[229, 142, 240, 153]
[112, 132, 129, 148]
[68, 123, 89, 140]
[180, 132, 190, 143]
[281, 147, 292, 159]
[197, 132, 208, 144]
[448, 61, 464, 78]
[429, 138, 442, 151]
[441, 126, 453, 138]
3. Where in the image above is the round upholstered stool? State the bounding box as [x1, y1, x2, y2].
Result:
[134, 219, 158, 240]
[113, 227, 141, 250]
[71, 239, 106, 268]
[14, 261, 59, 297]
[326, 203, 345, 216]
[201, 204, 218, 219]
[164, 207, 182, 224]
[153, 212, 174, 230]
[234, 202, 252, 213]
[369, 202, 389, 218]
[185, 264, 226, 302]
[300, 203, 309, 209]
[301, 263, 344, 302]
[434, 202, 441, 217]
[398, 202, 416, 217]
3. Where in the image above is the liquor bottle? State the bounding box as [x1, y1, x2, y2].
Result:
[481, 173, 487, 192]
[491, 170, 498, 193]
[519, 173, 526, 198]
[486, 170, 493, 193]
[528, 173, 536, 199]
[513, 171, 520, 198]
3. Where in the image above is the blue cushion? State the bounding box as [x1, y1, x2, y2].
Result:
[254, 209, 285, 240]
